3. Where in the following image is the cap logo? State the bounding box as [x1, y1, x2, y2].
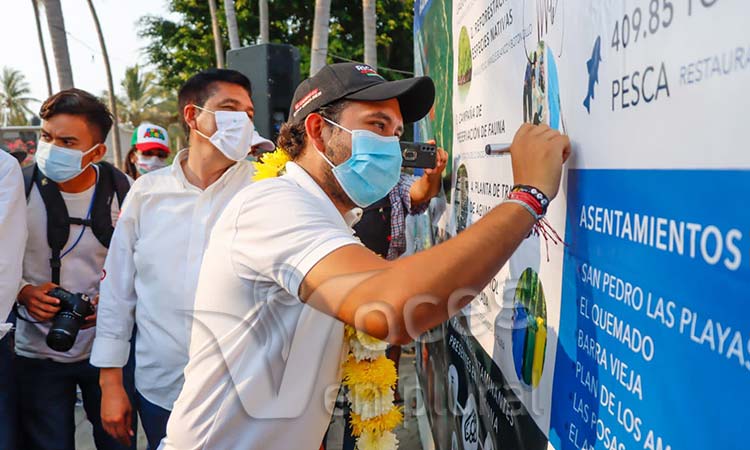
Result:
[355, 64, 384, 79]
[293, 88, 322, 115]
[143, 128, 165, 140]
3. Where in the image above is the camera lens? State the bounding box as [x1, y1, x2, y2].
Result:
[46, 312, 81, 352]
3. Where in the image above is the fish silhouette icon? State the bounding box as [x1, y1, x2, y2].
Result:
[583, 36, 602, 113]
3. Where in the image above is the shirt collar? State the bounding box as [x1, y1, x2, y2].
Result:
[171, 148, 245, 192]
[283, 161, 362, 228]
[170, 149, 192, 189]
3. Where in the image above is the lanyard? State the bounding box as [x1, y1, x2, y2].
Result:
[60, 170, 99, 259]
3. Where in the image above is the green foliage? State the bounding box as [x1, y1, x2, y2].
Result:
[101, 65, 182, 150]
[0, 67, 37, 126]
[138, 0, 415, 90]
[457, 26, 472, 82]
[118, 65, 164, 126]
[414, 0, 453, 173]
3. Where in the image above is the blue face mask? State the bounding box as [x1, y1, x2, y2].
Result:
[36, 141, 99, 183]
[318, 118, 403, 207]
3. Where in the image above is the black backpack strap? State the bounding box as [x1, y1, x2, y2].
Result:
[96, 160, 130, 205]
[22, 163, 36, 200]
[31, 162, 131, 283]
[33, 169, 70, 285]
[110, 162, 130, 207]
[89, 162, 130, 249]
[68, 217, 93, 227]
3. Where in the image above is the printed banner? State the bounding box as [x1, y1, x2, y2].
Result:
[414, 0, 750, 449]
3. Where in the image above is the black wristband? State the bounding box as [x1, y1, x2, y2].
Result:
[510, 184, 550, 214]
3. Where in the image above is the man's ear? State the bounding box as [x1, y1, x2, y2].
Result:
[183, 103, 198, 132]
[90, 143, 107, 163]
[305, 113, 326, 153]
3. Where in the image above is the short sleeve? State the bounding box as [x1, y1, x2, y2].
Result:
[228, 179, 360, 297]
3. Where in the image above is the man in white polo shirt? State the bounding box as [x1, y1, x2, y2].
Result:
[90, 68, 256, 449]
[161, 63, 570, 449]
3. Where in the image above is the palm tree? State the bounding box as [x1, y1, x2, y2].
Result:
[223, 0, 241, 50]
[86, 0, 122, 168]
[42, 0, 74, 89]
[259, 0, 269, 44]
[0, 68, 37, 126]
[208, 0, 225, 68]
[117, 66, 161, 125]
[110, 66, 182, 149]
[31, 0, 53, 96]
[363, 0, 377, 68]
[310, 0, 331, 75]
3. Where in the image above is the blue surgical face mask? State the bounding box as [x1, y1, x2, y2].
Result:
[36, 141, 99, 183]
[317, 118, 403, 207]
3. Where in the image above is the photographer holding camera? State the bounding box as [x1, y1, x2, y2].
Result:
[14, 89, 136, 450]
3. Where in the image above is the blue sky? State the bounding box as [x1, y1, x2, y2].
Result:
[1, 0, 176, 107]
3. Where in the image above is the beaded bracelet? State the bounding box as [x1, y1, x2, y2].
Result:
[510, 184, 550, 215]
[506, 189, 547, 220]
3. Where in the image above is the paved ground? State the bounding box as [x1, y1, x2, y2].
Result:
[76, 351, 423, 450]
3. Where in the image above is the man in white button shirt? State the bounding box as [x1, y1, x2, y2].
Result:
[160, 63, 570, 449]
[91, 68, 256, 449]
[0, 149, 26, 449]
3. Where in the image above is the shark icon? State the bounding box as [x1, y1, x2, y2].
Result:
[583, 36, 602, 113]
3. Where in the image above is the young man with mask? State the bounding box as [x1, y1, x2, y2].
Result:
[91, 68, 256, 449]
[160, 63, 570, 449]
[15, 88, 136, 450]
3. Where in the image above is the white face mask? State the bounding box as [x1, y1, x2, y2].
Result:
[193, 104, 254, 161]
[135, 154, 168, 174]
[36, 141, 99, 183]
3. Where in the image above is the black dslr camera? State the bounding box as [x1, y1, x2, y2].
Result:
[45, 287, 95, 352]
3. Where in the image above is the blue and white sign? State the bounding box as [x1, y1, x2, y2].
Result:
[418, 0, 750, 448]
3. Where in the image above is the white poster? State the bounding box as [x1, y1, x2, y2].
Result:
[443, 0, 750, 449]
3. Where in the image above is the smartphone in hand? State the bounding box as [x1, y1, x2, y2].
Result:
[400, 141, 437, 169]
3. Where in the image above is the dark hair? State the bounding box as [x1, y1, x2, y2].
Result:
[278, 100, 349, 160]
[124, 147, 139, 180]
[178, 68, 253, 134]
[39, 88, 113, 142]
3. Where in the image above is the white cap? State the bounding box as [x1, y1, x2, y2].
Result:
[251, 130, 275, 152]
[134, 123, 170, 153]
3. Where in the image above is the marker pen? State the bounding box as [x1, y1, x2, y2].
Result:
[485, 143, 512, 155]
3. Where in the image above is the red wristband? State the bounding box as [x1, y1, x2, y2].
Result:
[508, 191, 544, 216]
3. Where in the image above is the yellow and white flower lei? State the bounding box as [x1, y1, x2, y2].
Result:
[253, 149, 402, 450]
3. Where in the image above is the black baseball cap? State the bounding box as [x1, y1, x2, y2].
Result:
[289, 63, 435, 124]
